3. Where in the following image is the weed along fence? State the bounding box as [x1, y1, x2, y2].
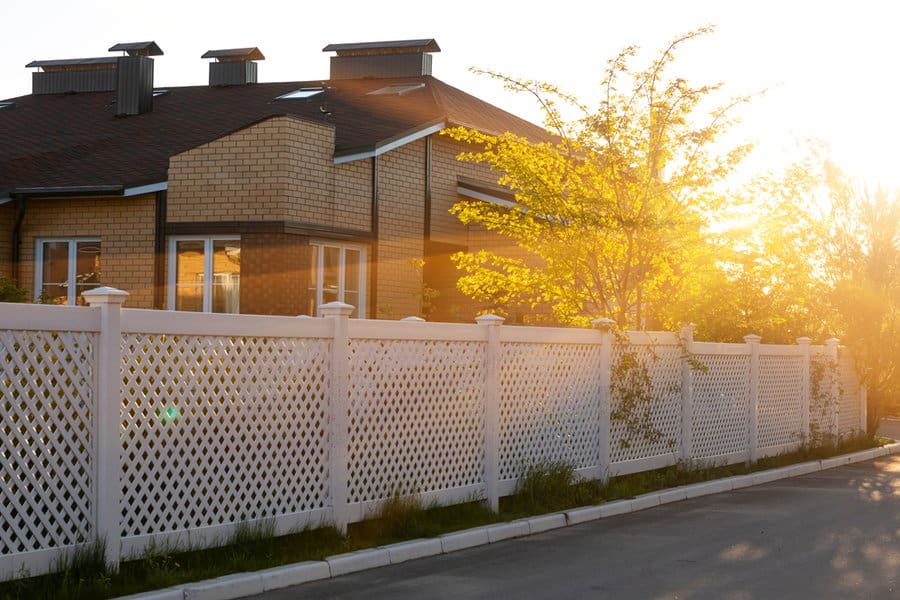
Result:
[0, 288, 866, 580]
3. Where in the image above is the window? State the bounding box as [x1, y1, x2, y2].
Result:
[308, 241, 366, 318]
[168, 237, 240, 313]
[35, 239, 102, 305]
[367, 83, 425, 96]
[275, 87, 324, 101]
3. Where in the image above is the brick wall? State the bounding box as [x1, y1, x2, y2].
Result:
[376, 140, 426, 318]
[17, 194, 157, 307]
[240, 232, 312, 315]
[430, 135, 498, 247]
[0, 204, 14, 280]
[167, 115, 371, 231]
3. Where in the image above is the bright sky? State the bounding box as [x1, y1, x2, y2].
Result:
[3, 0, 898, 187]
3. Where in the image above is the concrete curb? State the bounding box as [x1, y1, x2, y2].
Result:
[115, 443, 900, 600]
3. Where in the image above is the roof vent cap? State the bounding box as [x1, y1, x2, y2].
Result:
[108, 41, 164, 57]
[324, 38, 439, 79]
[203, 47, 264, 86]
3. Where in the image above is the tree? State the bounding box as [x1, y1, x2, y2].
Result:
[444, 27, 753, 328]
[666, 151, 838, 342]
[822, 165, 900, 431]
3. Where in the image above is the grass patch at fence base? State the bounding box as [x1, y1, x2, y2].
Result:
[0, 433, 886, 600]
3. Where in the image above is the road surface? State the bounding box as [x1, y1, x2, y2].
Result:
[245, 455, 900, 599]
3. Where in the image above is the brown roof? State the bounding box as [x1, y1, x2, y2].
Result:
[0, 76, 547, 196]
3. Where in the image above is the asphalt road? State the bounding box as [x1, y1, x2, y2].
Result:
[244, 456, 900, 599]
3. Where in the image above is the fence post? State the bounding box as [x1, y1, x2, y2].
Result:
[320, 301, 354, 533]
[744, 334, 761, 463]
[82, 286, 129, 571]
[679, 324, 696, 463]
[796, 337, 811, 445]
[825, 338, 840, 444]
[476, 314, 504, 513]
[593, 318, 616, 483]
[860, 386, 868, 434]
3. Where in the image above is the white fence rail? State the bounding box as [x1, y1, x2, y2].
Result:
[0, 290, 866, 580]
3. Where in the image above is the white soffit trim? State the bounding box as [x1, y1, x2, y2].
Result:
[334, 121, 447, 165]
[457, 185, 517, 208]
[124, 182, 168, 196]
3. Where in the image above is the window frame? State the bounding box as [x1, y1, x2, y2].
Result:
[309, 240, 367, 317]
[167, 235, 241, 313]
[34, 237, 102, 305]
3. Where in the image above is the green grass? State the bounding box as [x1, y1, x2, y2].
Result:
[0, 432, 886, 600]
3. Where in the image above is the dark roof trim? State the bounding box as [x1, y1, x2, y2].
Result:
[26, 57, 117, 69]
[334, 118, 446, 165]
[167, 220, 375, 241]
[202, 47, 265, 61]
[457, 176, 516, 207]
[11, 185, 124, 198]
[108, 41, 164, 56]
[323, 39, 440, 54]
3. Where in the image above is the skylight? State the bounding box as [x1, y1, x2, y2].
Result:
[152, 89, 170, 97]
[367, 83, 426, 96]
[0, 102, 15, 111]
[276, 87, 324, 101]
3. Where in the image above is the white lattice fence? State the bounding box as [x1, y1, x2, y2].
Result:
[810, 347, 837, 440]
[0, 304, 101, 580]
[691, 348, 750, 461]
[757, 353, 804, 453]
[0, 295, 869, 581]
[609, 338, 683, 470]
[346, 336, 485, 515]
[498, 342, 602, 483]
[119, 332, 332, 550]
[837, 350, 864, 434]
[1, 329, 97, 554]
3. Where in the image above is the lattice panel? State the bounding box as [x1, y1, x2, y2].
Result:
[120, 334, 331, 537]
[838, 352, 862, 434]
[692, 354, 749, 459]
[0, 330, 96, 554]
[498, 343, 602, 480]
[609, 344, 683, 464]
[809, 349, 836, 439]
[347, 340, 485, 504]
[757, 355, 803, 450]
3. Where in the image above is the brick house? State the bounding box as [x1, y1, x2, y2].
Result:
[0, 39, 542, 321]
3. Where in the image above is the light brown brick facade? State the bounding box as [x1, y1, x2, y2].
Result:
[240, 232, 313, 315]
[375, 140, 426, 318]
[0, 205, 14, 280]
[16, 194, 157, 307]
[8, 121, 520, 321]
[167, 116, 371, 230]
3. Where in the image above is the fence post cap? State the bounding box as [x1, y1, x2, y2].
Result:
[401, 316, 426, 322]
[795, 337, 812, 345]
[743, 334, 762, 344]
[82, 286, 129, 305]
[825, 337, 840, 345]
[318, 302, 354, 318]
[591, 317, 616, 331]
[475, 314, 505, 325]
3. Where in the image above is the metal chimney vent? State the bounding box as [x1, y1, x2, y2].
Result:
[202, 47, 265, 86]
[323, 39, 440, 80]
[26, 57, 118, 94]
[111, 42, 162, 116]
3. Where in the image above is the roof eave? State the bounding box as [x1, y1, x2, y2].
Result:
[333, 118, 446, 165]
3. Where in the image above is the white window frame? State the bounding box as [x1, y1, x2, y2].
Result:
[167, 235, 240, 312]
[34, 237, 101, 305]
[310, 240, 367, 317]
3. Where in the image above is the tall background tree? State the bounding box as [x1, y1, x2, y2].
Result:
[445, 27, 753, 328]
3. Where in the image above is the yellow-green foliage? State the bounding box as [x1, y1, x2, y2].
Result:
[443, 28, 754, 328]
